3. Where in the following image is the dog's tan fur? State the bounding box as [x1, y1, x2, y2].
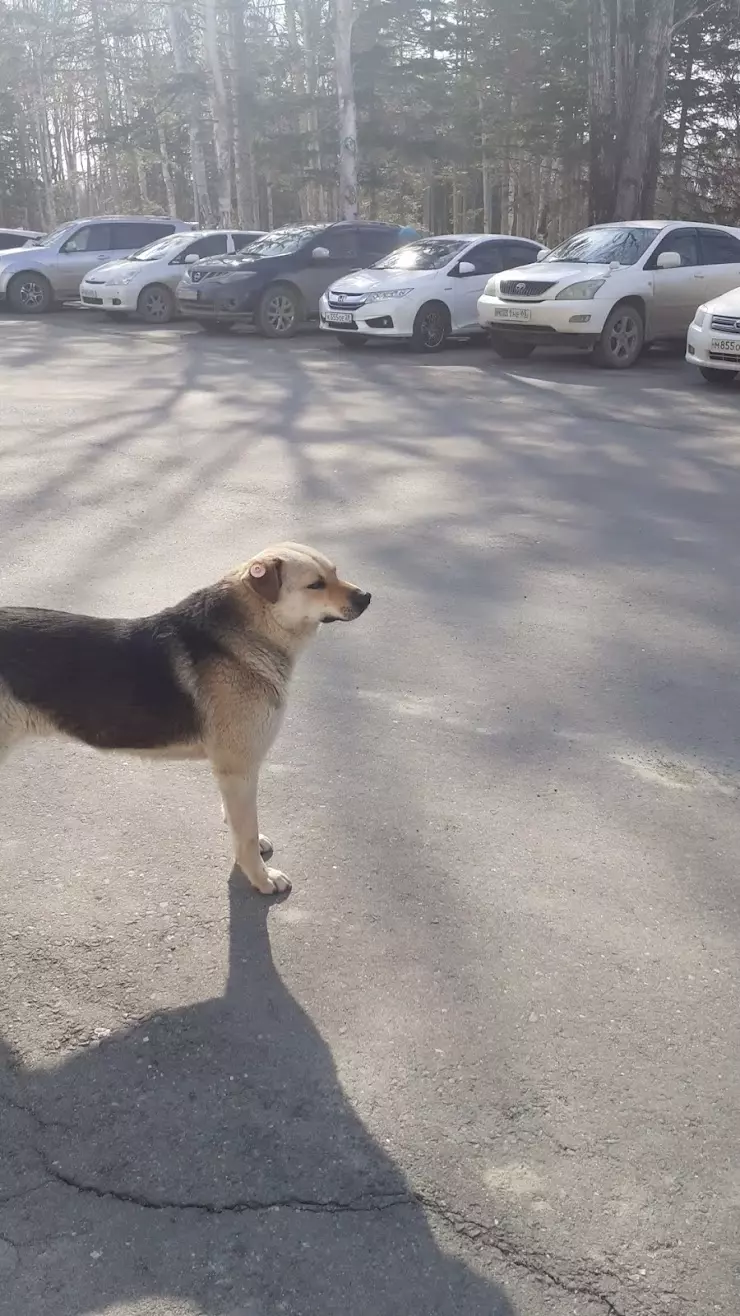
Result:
[0, 542, 371, 895]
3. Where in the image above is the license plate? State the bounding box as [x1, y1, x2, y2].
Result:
[710, 336, 740, 355]
[326, 311, 354, 325]
[493, 307, 531, 321]
[179, 288, 198, 301]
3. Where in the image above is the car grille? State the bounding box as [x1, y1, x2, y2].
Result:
[82, 294, 103, 305]
[499, 279, 557, 299]
[328, 290, 366, 309]
[710, 315, 740, 334]
[709, 351, 740, 363]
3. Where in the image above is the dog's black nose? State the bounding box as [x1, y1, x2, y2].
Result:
[353, 590, 372, 615]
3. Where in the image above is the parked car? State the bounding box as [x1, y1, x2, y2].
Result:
[175, 222, 412, 337]
[686, 288, 740, 385]
[477, 220, 740, 368]
[79, 228, 264, 324]
[0, 228, 45, 250]
[319, 233, 543, 351]
[0, 215, 194, 315]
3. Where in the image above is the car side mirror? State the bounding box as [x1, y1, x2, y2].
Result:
[536, 248, 548, 262]
[183, 252, 200, 264]
[312, 246, 330, 260]
[457, 261, 477, 276]
[656, 251, 681, 270]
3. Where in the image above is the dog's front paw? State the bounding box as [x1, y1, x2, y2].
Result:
[264, 867, 291, 895]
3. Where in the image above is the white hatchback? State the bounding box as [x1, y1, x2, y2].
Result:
[80, 228, 264, 323]
[478, 221, 740, 368]
[319, 234, 543, 351]
[686, 289, 740, 385]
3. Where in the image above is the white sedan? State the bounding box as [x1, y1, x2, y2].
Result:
[686, 290, 740, 385]
[79, 228, 264, 323]
[319, 234, 543, 351]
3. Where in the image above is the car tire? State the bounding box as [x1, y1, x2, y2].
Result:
[256, 283, 303, 338]
[197, 320, 234, 333]
[334, 332, 367, 349]
[592, 302, 644, 369]
[7, 271, 52, 315]
[489, 336, 536, 360]
[411, 301, 451, 353]
[137, 283, 175, 325]
[699, 366, 737, 385]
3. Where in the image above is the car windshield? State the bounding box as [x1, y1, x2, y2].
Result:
[374, 239, 467, 271]
[236, 227, 322, 257]
[131, 234, 194, 262]
[545, 226, 662, 266]
[28, 222, 77, 247]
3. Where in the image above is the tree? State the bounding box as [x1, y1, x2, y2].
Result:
[335, 0, 358, 219]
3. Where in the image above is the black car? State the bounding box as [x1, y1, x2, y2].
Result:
[175, 222, 413, 337]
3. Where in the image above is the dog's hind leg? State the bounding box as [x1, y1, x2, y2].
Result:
[215, 766, 288, 895]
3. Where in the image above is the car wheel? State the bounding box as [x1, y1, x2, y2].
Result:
[699, 366, 737, 385]
[411, 301, 450, 353]
[592, 302, 644, 369]
[334, 332, 367, 349]
[137, 283, 175, 324]
[489, 336, 536, 360]
[197, 320, 234, 333]
[7, 271, 52, 315]
[257, 283, 302, 338]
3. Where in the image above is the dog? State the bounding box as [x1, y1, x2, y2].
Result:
[0, 543, 371, 895]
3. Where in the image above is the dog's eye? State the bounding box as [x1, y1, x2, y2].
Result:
[306, 579, 325, 590]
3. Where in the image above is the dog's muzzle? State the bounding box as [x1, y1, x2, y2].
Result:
[321, 589, 372, 623]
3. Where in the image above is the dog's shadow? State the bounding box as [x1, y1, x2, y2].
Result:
[0, 878, 517, 1315]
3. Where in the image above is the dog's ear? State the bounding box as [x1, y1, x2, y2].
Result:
[247, 557, 282, 604]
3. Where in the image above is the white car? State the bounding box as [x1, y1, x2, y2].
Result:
[79, 228, 264, 323]
[319, 233, 543, 351]
[477, 220, 740, 368]
[686, 290, 740, 385]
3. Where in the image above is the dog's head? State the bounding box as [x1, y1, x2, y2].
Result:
[243, 542, 371, 634]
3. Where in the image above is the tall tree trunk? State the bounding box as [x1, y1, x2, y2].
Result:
[156, 118, 178, 216]
[166, 1, 212, 224]
[229, 0, 259, 227]
[335, 0, 358, 220]
[89, 0, 120, 207]
[613, 0, 676, 220]
[588, 0, 615, 223]
[204, 0, 232, 226]
[669, 20, 698, 218]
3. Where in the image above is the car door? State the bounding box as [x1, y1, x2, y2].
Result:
[167, 233, 230, 286]
[447, 240, 506, 332]
[696, 228, 740, 302]
[55, 223, 113, 297]
[643, 228, 702, 337]
[296, 227, 359, 313]
[355, 225, 404, 269]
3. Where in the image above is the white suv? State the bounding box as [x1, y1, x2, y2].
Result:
[477, 221, 740, 368]
[0, 215, 193, 314]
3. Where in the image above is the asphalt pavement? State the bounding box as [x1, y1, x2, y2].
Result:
[0, 313, 738, 1316]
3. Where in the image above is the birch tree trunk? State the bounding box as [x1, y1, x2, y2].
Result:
[229, 0, 259, 227]
[587, 0, 615, 223]
[166, 1, 212, 225]
[613, 0, 676, 220]
[156, 118, 178, 216]
[204, 0, 232, 226]
[335, 0, 358, 220]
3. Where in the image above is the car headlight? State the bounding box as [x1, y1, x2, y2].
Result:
[555, 279, 606, 301]
[363, 287, 413, 303]
[692, 306, 708, 329]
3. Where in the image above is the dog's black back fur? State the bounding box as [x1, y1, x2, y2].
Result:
[0, 588, 240, 751]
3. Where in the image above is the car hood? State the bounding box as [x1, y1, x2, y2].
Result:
[195, 253, 273, 274]
[83, 260, 138, 283]
[499, 260, 621, 284]
[327, 269, 437, 295]
[703, 288, 740, 317]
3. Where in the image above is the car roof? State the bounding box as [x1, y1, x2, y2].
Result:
[410, 232, 539, 243]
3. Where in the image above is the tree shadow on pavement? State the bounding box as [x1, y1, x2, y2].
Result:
[0, 876, 517, 1316]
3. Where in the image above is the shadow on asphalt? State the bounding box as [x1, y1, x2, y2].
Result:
[0, 877, 517, 1315]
